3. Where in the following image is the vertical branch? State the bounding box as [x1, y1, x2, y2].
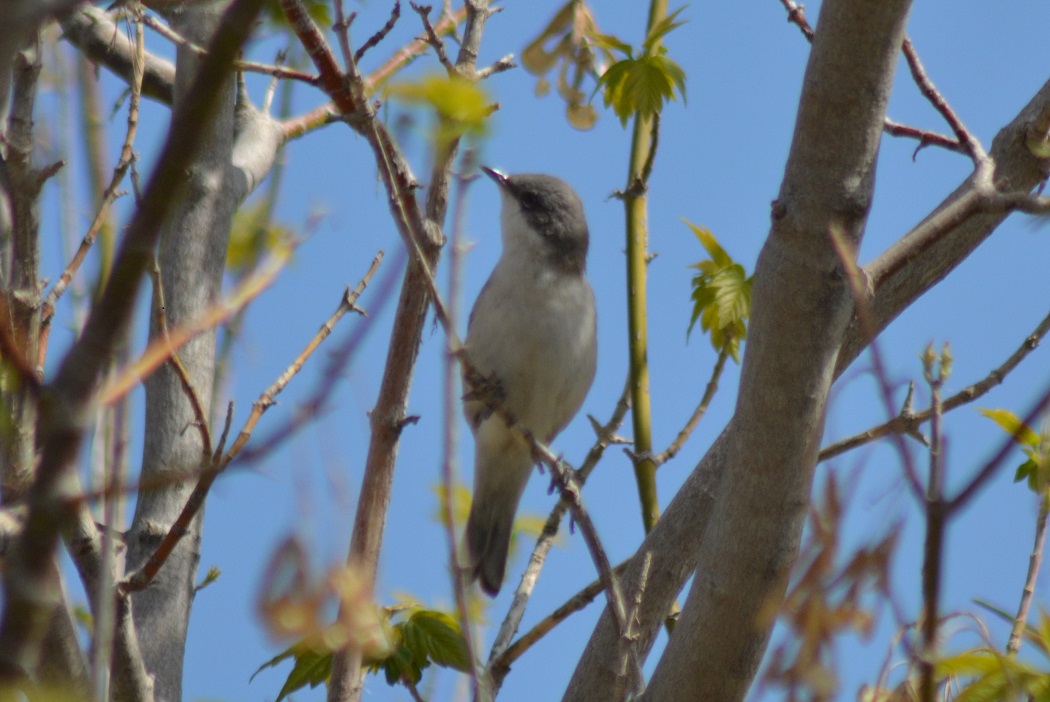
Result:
[919, 348, 947, 702]
[1, 35, 45, 501]
[439, 154, 483, 699]
[275, 0, 494, 698]
[91, 16, 144, 700]
[624, 0, 668, 535]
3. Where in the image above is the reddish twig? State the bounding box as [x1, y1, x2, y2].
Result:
[901, 37, 985, 165]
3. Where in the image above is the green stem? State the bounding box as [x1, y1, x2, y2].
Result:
[625, 0, 668, 534]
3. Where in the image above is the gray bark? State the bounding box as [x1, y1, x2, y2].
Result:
[565, 1, 1050, 700]
[640, 2, 910, 696]
[122, 3, 281, 700]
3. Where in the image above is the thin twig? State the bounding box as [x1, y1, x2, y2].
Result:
[410, 3, 454, 73]
[778, 0, 814, 40]
[100, 252, 291, 405]
[918, 347, 948, 702]
[474, 54, 515, 80]
[41, 9, 146, 334]
[148, 259, 213, 458]
[139, 11, 320, 85]
[490, 560, 632, 680]
[440, 155, 484, 699]
[901, 37, 986, 166]
[1007, 497, 1049, 656]
[354, 0, 401, 64]
[777, 2, 973, 161]
[651, 346, 728, 466]
[883, 118, 964, 159]
[233, 250, 401, 468]
[279, 7, 467, 142]
[821, 308, 1050, 462]
[827, 227, 925, 500]
[487, 378, 631, 683]
[119, 255, 380, 595]
[948, 380, 1050, 513]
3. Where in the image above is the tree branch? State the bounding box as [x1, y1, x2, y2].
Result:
[0, 0, 264, 684]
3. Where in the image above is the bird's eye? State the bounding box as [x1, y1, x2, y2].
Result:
[518, 192, 538, 210]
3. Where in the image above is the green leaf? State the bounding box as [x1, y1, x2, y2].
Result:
[594, 50, 687, 126]
[594, 59, 635, 126]
[1016, 458, 1040, 488]
[385, 74, 492, 145]
[252, 640, 332, 702]
[402, 610, 471, 672]
[364, 608, 471, 687]
[684, 220, 751, 362]
[642, 6, 688, 55]
[588, 32, 633, 58]
[979, 408, 1041, 448]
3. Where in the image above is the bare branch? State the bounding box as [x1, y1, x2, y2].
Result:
[0, 2, 264, 676]
[488, 378, 631, 676]
[119, 255, 379, 596]
[354, 0, 402, 64]
[949, 380, 1050, 513]
[778, 0, 814, 40]
[490, 560, 631, 682]
[100, 252, 291, 406]
[883, 118, 965, 159]
[1007, 500, 1049, 655]
[821, 309, 1050, 462]
[60, 6, 175, 104]
[901, 37, 986, 165]
[651, 346, 728, 467]
[138, 10, 320, 86]
[410, 3, 455, 73]
[148, 260, 213, 458]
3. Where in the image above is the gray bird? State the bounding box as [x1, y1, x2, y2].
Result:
[463, 167, 597, 597]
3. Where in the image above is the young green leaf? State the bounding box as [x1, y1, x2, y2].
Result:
[385, 75, 492, 146]
[251, 639, 332, 702]
[684, 220, 752, 362]
[980, 408, 1050, 490]
[979, 408, 1040, 448]
[642, 6, 688, 55]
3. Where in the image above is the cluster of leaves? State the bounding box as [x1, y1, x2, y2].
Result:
[255, 606, 470, 701]
[759, 474, 898, 701]
[590, 7, 687, 127]
[520, 0, 613, 130]
[935, 606, 1050, 701]
[684, 220, 752, 362]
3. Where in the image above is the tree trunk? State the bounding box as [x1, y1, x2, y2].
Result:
[123, 5, 237, 700]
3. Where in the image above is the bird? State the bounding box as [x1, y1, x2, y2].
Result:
[462, 166, 597, 597]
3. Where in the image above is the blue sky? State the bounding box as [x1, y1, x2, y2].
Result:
[38, 1, 1050, 700]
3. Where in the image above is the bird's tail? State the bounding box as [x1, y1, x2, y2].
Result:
[465, 497, 516, 597]
[465, 445, 533, 597]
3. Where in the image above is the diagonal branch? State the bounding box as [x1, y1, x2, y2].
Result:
[119, 256, 379, 596]
[820, 308, 1050, 462]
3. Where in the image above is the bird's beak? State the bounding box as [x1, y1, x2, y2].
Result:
[480, 166, 508, 187]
